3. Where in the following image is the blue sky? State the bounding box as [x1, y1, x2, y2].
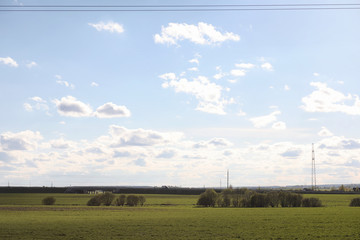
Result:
[1, 0, 360, 187]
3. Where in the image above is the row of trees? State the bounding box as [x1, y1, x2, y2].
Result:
[87, 192, 146, 206]
[197, 189, 323, 208]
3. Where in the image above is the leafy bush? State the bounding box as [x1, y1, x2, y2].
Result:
[197, 189, 218, 207]
[126, 195, 139, 206]
[114, 195, 126, 206]
[42, 196, 56, 205]
[87, 195, 102, 206]
[279, 192, 303, 207]
[138, 195, 146, 206]
[349, 197, 360, 207]
[302, 197, 323, 207]
[99, 192, 115, 206]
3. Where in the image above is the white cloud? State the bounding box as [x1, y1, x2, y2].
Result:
[109, 125, 183, 147]
[230, 69, 246, 77]
[161, 74, 232, 115]
[53, 96, 93, 117]
[154, 22, 240, 45]
[193, 137, 233, 148]
[235, 63, 255, 69]
[189, 58, 199, 65]
[301, 82, 360, 115]
[26, 61, 37, 68]
[24, 96, 49, 112]
[318, 127, 333, 137]
[284, 85, 290, 91]
[0, 130, 42, 151]
[95, 102, 131, 118]
[313, 72, 320, 77]
[188, 67, 198, 72]
[0, 57, 18, 67]
[272, 121, 287, 130]
[88, 21, 124, 34]
[91, 82, 99, 87]
[56, 80, 75, 89]
[250, 111, 281, 128]
[261, 62, 273, 71]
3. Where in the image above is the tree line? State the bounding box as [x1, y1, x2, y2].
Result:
[197, 188, 323, 208]
[87, 192, 146, 206]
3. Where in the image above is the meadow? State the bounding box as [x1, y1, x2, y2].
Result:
[0, 193, 359, 239]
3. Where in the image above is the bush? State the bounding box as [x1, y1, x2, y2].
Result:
[87, 195, 102, 206]
[42, 196, 56, 205]
[302, 197, 323, 207]
[197, 189, 218, 207]
[279, 192, 303, 207]
[350, 197, 360, 207]
[99, 192, 115, 206]
[138, 195, 146, 206]
[126, 195, 139, 206]
[114, 195, 126, 206]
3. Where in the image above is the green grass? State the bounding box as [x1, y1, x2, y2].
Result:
[0, 193, 360, 239]
[0, 193, 199, 206]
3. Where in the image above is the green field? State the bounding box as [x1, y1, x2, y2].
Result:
[0, 193, 359, 239]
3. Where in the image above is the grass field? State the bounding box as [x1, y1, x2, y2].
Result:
[0, 193, 359, 239]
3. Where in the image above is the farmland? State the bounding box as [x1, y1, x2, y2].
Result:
[0, 193, 359, 239]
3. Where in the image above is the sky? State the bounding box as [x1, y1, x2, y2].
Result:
[1, 0, 360, 187]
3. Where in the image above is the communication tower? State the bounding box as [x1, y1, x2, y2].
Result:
[312, 143, 317, 191]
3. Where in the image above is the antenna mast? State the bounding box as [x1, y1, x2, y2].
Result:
[227, 169, 229, 189]
[312, 143, 317, 191]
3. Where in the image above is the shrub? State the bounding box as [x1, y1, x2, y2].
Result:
[99, 192, 115, 206]
[87, 195, 102, 206]
[138, 195, 146, 206]
[197, 189, 218, 207]
[42, 196, 56, 205]
[114, 195, 126, 206]
[350, 197, 360, 207]
[279, 192, 302, 207]
[302, 197, 323, 207]
[126, 195, 139, 206]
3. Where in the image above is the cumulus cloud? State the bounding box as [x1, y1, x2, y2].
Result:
[95, 102, 131, 118]
[189, 58, 199, 65]
[157, 149, 176, 158]
[26, 61, 37, 68]
[318, 127, 333, 137]
[250, 111, 281, 128]
[88, 21, 124, 34]
[0, 57, 18, 67]
[235, 63, 255, 69]
[193, 138, 233, 148]
[91, 82, 99, 87]
[161, 74, 233, 115]
[50, 138, 74, 149]
[24, 96, 49, 112]
[301, 82, 360, 115]
[319, 136, 360, 150]
[261, 62, 273, 71]
[154, 22, 240, 45]
[230, 69, 246, 77]
[0, 130, 42, 151]
[284, 85, 290, 91]
[280, 149, 302, 158]
[53, 96, 93, 117]
[109, 125, 183, 147]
